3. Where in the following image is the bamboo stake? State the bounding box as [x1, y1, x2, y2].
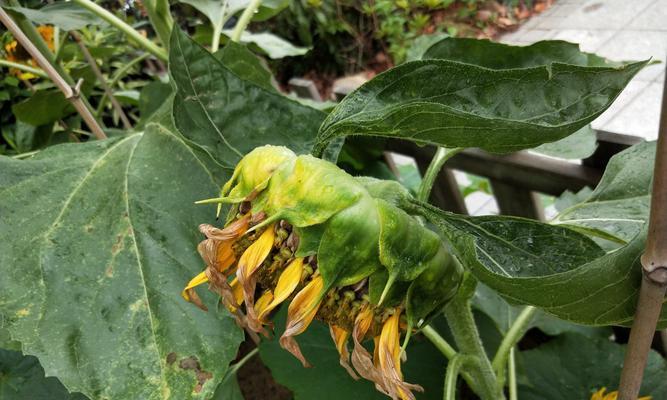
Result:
[618, 62, 667, 400]
[0, 8, 107, 140]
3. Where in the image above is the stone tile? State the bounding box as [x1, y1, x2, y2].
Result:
[510, 29, 557, 44]
[595, 30, 667, 81]
[629, 0, 667, 30]
[601, 81, 663, 140]
[532, 16, 568, 30]
[592, 79, 651, 130]
[550, 4, 582, 17]
[550, 29, 616, 52]
[554, 0, 655, 30]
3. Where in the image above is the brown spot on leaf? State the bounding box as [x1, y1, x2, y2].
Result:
[178, 356, 212, 393]
[166, 352, 177, 365]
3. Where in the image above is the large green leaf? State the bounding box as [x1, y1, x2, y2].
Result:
[12, 90, 72, 126]
[410, 201, 664, 326]
[259, 308, 446, 400]
[553, 141, 655, 243]
[181, 0, 288, 27]
[519, 333, 667, 399]
[0, 119, 243, 399]
[0, 349, 88, 399]
[4, 2, 106, 31]
[533, 124, 597, 160]
[423, 38, 623, 68]
[170, 28, 325, 168]
[214, 41, 275, 92]
[313, 59, 645, 155]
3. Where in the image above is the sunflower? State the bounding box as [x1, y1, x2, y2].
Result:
[3, 25, 53, 80]
[183, 145, 463, 400]
[590, 388, 651, 400]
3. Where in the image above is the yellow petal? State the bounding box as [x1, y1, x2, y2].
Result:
[255, 290, 274, 320]
[225, 277, 245, 313]
[279, 275, 325, 367]
[378, 310, 422, 400]
[236, 224, 276, 331]
[350, 305, 388, 394]
[606, 391, 618, 400]
[330, 324, 358, 380]
[181, 271, 209, 301]
[258, 258, 304, 321]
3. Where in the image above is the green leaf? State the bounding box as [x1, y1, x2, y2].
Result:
[314, 59, 646, 155]
[170, 28, 325, 168]
[139, 81, 173, 124]
[518, 333, 667, 399]
[423, 38, 624, 68]
[181, 0, 288, 29]
[405, 33, 449, 63]
[211, 376, 244, 400]
[410, 202, 663, 325]
[0, 120, 244, 399]
[4, 2, 107, 31]
[214, 41, 275, 92]
[473, 283, 612, 339]
[0, 314, 21, 351]
[533, 124, 597, 160]
[12, 89, 72, 126]
[0, 349, 88, 399]
[553, 141, 655, 243]
[222, 31, 310, 59]
[259, 308, 446, 400]
[228, 0, 289, 21]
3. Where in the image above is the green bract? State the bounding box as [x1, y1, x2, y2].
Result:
[217, 145, 463, 327]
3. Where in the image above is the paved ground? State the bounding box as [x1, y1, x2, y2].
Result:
[501, 0, 667, 141]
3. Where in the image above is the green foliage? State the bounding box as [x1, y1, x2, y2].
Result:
[519, 334, 667, 399]
[315, 58, 644, 155]
[0, 349, 88, 400]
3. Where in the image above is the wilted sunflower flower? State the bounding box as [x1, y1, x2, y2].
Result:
[590, 388, 651, 400]
[183, 145, 463, 400]
[4, 25, 54, 80]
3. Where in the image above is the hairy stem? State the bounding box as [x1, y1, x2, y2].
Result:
[492, 305, 536, 386]
[71, 0, 167, 61]
[221, 347, 259, 384]
[230, 0, 262, 42]
[444, 354, 474, 400]
[416, 147, 462, 202]
[444, 274, 503, 400]
[422, 325, 456, 360]
[142, 0, 174, 49]
[508, 347, 517, 400]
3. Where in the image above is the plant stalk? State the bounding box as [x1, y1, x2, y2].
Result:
[71, 0, 168, 61]
[142, 0, 174, 49]
[444, 274, 503, 400]
[444, 354, 473, 400]
[0, 7, 107, 140]
[71, 32, 132, 130]
[492, 305, 536, 384]
[508, 347, 518, 400]
[95, 53, 150, 117]
[230, 0, 262, 42]
[617, 61, 667, 400]
[0, 59, 47, 78]
[421, 325, 456, 360]
[417, 147, 462, 202]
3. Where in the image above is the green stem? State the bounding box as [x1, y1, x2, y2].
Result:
[71, 0, 167, 61]
[95, 53, 150, 116]
[0, 59, 47, 78]
[230, 0, 262, 42]
[444, 354, 474, 400]
[492, 305, 536, 383]
[508, 347, 518, 400]
[416, 147, 463, 202]
[142, 0, 174, 49]
[444, 274, 504, 400]
[422, 325, 457, 360]
[220, 348, 259, 384]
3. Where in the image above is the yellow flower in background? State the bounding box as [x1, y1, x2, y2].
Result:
[3, 25, 53, 80]
[590, 387, 651, 400]
[183, 146, 464, 400]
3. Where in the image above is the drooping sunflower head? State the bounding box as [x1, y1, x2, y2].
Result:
[184, 145, 463, 400]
